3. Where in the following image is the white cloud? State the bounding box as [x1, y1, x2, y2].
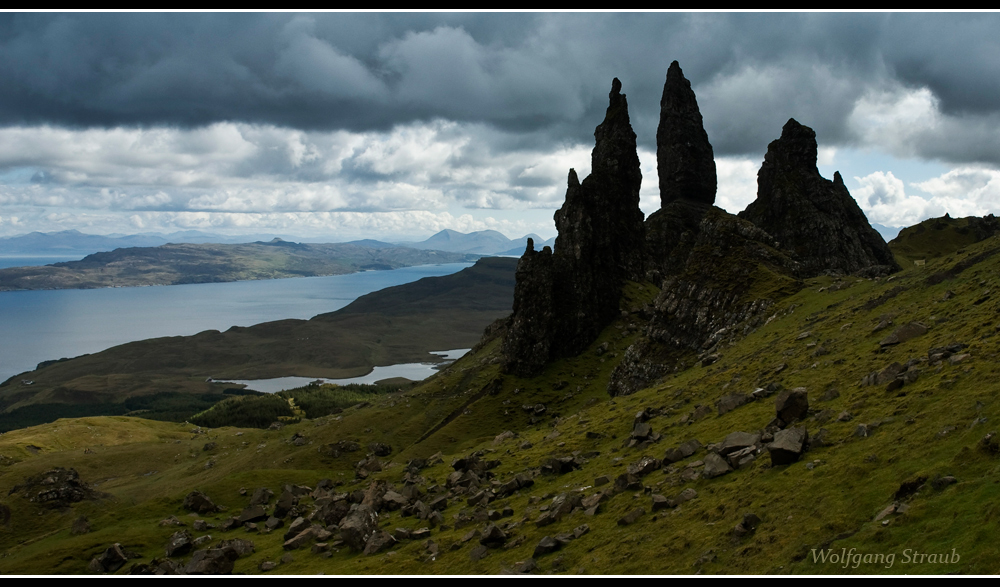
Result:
[848, 87, 940, 159]
[0, 121, 592, 230]
[851, 167, 1000, 227]
[715, 156, 759, 215]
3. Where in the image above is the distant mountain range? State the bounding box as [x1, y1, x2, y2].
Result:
[0, 229, 557, 259]
[393, 229, 555, 256]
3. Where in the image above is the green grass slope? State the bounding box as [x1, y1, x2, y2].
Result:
[0, 236, 998, 575]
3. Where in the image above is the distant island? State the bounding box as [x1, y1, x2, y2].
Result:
[0, 239, 478, 291]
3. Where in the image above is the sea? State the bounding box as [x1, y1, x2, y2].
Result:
[0, 260, 472, 383]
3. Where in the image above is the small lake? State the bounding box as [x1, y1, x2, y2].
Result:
[218, 348, 471, 393]
[0, 263, 472, 382]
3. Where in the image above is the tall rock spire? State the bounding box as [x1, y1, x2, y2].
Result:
[738, 118, 899, 277]
[656, 61, 717, 207]
[502, 78, 645, 377]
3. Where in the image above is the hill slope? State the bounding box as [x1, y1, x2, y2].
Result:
[0, 232, 997, 575]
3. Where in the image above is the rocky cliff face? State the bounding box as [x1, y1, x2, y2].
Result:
[609, 207, 801, 396]
[502, 79, 645, 377]
[739, 118, 899, 277]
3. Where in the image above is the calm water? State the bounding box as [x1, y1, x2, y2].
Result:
[219, 348, 471, 393]
[0, 263, 471, 382]
[0, 255, 84, 269]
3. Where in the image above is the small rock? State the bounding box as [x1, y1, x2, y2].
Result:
[617, 507, 645, 526]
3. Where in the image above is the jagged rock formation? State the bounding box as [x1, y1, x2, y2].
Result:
[502, 79, 645, 377]
[739, 118, 899, 277]
[503, 66, 899, 393]
[657, 61, 717, 208]
[609, 208, 801, 396]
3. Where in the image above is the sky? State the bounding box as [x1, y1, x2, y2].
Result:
[0, 12, 999, 242]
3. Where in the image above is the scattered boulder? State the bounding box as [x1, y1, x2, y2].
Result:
[664, 439, 702, 464]
[339, 504, 379, 551]
[626, 455, 662, 477]
[90, 544, 128, 574]
[363, 530, 397, 556]
[185, 548, 237, 575]
[11, 467, 107, 508]
[237, 505, 268, 525]
[669, 488, 698, 508]
[218, 538, 255, 558]
[768, 427, 808, 466]
[533, 536, 562, 557]
[541, 455, 583, 475]
[272, 490, 298, 519]
[479, 523, 508, 548]
[282, 526, 318, 551]
[702, 453, 733, 479]
[183, 491, 218, 515]
[718, 432, 760, 458]
[71, 515, 91, 535]
[717, 393, 747, 416]
[249, 487, 273, 507]
[880, 322, 928, 347]
[165, 531, 193, 558]
[617, 507, 645, 526]
[733, 513, 761, 538]
[775, 387, 809, 425]
[368, 442, 392, 457]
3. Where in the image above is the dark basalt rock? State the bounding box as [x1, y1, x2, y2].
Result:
[90, 543, 129, 574]
[10, 467, 107, 508]
[657, 61, 717, 207]
[182, 490, 218, 515]
[738, 118, 899, 277]
[502, 79, 645, 376]
[610, 207, 801, 396]
[185, 548, 238, 575]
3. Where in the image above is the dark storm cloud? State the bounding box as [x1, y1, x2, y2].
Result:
[1, 13, 999, 164]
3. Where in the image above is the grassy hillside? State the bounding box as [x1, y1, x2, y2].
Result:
[888, 213, 1000, 266]
[0, 232, 997, 575]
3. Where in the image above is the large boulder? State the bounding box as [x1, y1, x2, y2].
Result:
[664, 439, 702, 464]
[718, 432, 760, 457]
[339, 504, 379, 552]
[89, 544, 128, 573]
[738, 118, 899, 277]
[775, 387, 809, 425]
[182, 490, 218, 515]
[11, 467, 106, 508]
[184, 548, 237, 575]
[165, 531, 193, 558]
[703, 452, 733, 479]
[768, 427, 808, 466]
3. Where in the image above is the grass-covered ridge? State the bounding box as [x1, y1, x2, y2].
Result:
[0, 233, 998, 575]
